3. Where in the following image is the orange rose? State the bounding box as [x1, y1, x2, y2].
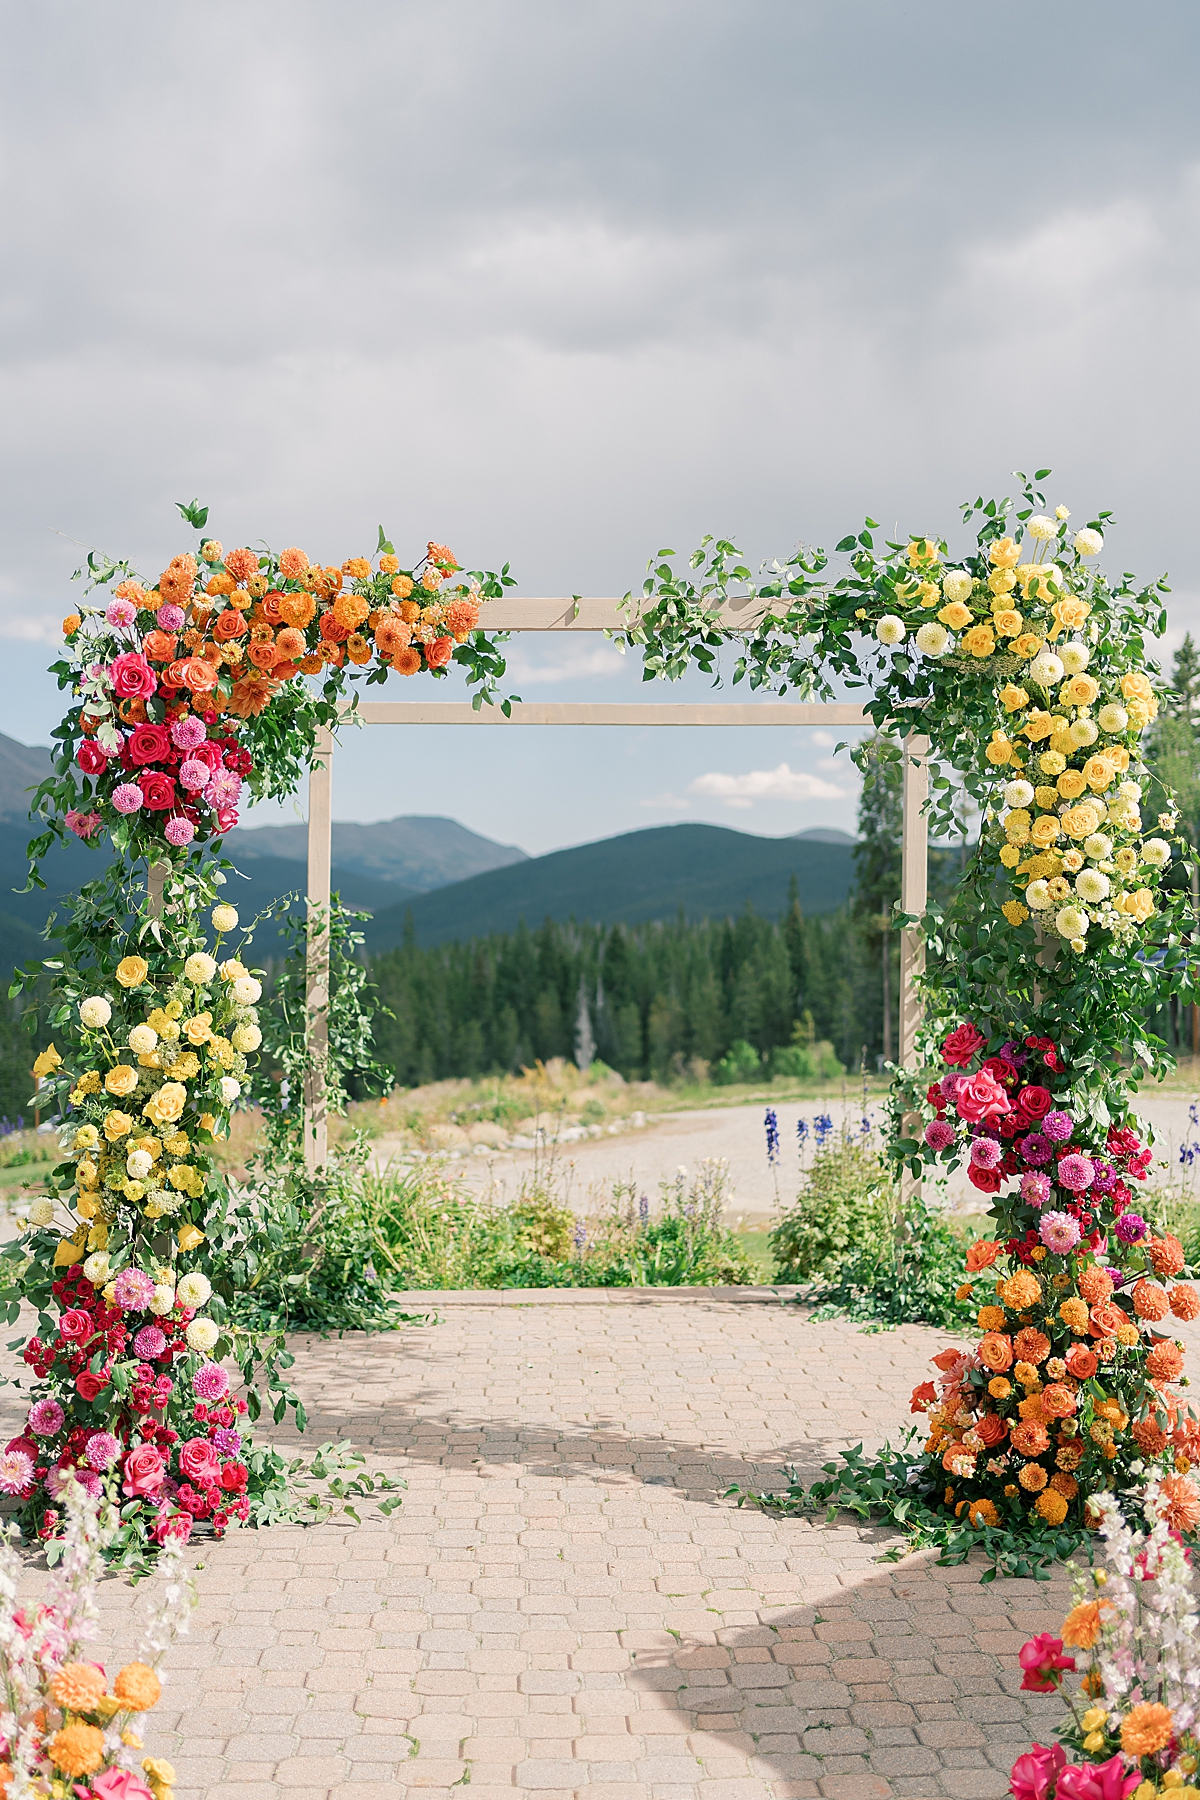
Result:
[977, 1413, 1008, 1447]
[978, 1333, 1013, 1373]
[179, 656, 218, 694]
[965, 1239, 1002, 1273]
[1039, 1383, 1076, 1420]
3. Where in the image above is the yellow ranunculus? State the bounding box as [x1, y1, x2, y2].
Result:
[103, 1110, 134, 1141]
[104, 1064, 138, 1097]
[961, 625, 995, 658]
[1056, 770, 1087, 800]
[937, 601, 972, 631]
[33, 1044, 62, 1079]
[1127, 697, 1157, 729]
[989, 536, 1020, 569]
[993, 609, 1023, 637]
[1062, 673, 1099, 706]
[917, 580, 940, 606]
[116, 956, 149, 988]
[1013, 633, 1044, 659]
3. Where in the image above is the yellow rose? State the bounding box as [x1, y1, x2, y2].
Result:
[177, 1224, 206, 1252]
[76, 1191, 98, 1220]
[1127, 696, 1157, 729]
[961, 624, 995, 658]
[116, 956, 149, 988]
[1120, 887, 1155, 923]
[985, 738, 1013, 766]
[1023, 711, 1055, 742]
[917, 580, 940, 606]
[1050, 596, 1091, 635]
[938, 601, 973, 630]
[143, 1082, 187, 1126]
[1013, 634, 1044, 659]
[104, 1064, 138, 1097]
[1001, 900, 1029, 926]
[1062, 673, 1099, 706]
[987, 569, 1017, 596]
[1062, 803, 1103, 840]
[1082, 755, 1116, 791]
[183, 1013, 212, 1046]
[103, 1110, 134, 1141]
[1056, 770, 1087, 800]
[993, 609, 1023, 637]
[989, 536, 1020, 569]
[1121, 670, 1154, 703]
[33, 1044, 62, 1079]
[1030, 816, 1062, 848]
[906, 537, 939, 566]
[999, 684, 1029, 713]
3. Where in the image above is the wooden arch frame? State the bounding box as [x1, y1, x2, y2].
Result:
[300, 599, 930, 1170]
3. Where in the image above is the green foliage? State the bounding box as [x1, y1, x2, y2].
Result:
[770, 1137, 893, 1281]
[713, 1039, 762, 1084]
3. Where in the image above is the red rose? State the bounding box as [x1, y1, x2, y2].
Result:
[59, 1309, 93, 1343]
[980, 1057, 1016, 1087]
[75, 1371, 109, 1402]
[178, 1436, 221, 1485]
[189, 740, 224, 773]
[108, 652, 157, 700]
[967, 1164, 1003, 1193]
[941, 1022, 985, 1068]
[151, 1508, 192, 1547]
[123, 1443, 166, 1499]
[220, 1460, 248, 1493]
[126, 724, 171, 767]
[138, 771, 176, 811]
[76, 739, 108, 775]
[1016, 1085, 1052, 1120]
[955, 1070, 1012, 1124]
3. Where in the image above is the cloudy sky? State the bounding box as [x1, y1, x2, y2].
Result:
[3, 1, 1198, 853]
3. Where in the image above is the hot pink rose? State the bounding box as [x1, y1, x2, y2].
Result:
[59, 1309, 93, 1343]
[122, 1443, 166, 1499]
[1008, 1743, 1066, 1800]
[954, 1070, 1012, 1124]
[91, 1769, 156, 1800]
[1055, 1757, 1143, 1800]
[179, 1436, 221, 1484]
[941, 1021, 985, 1067]
[1018, 1632, 1074, 1693]
[76, 739, 108, 775]
[151, 1507, 193, 1547]
[138, 770, 176, 811]
[126, 723, 172, 766]
[108, 652, 157, 699]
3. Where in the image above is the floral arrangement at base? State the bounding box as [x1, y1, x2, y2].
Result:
[0, 1475, 196, 1798]
[1009, 1474, 1200, 1799]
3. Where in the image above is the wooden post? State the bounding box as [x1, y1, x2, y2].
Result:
[304, 727, 333, 1174]
[899, 731, 929, 1212]
[147, 862, 167, 920]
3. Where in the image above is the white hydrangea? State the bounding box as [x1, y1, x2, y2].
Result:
[1055, 905, 1089, 940]
[184, 952, 217, 986]
[1004, 779, 1035, 809]
[914, 622, 950, 656]
[82, 1252, 110, 1285]
[232, 977, 262, 1006]
[148, 1283, 176, 1315]
[27, 1198, 54, 1227]
[126, 1149, 153, 1180]
[941, 571, 973, 603]
[1027, 515, 1058, 541]
[1074, 528, 1104, 556]
[1026, 880, 1054, 911]
[79, 996, 112, 1029]
[1070, 718, 1099, 747]
[219, 1077, 241, 1106]
[875, 615, 906, 645]
[1141, 838, 1172, 868]
[1083, 833, 1113, 861]
[128, 1024, 158, 1056]
[185, 1319, 220, 1353]
[1097, 704, 1128, 734]
[1059, 641, 1091, 674]
[1028, 651, 1065, 689]
[176, 1272, 212, 1309]
[1075, 869, 1110, 903]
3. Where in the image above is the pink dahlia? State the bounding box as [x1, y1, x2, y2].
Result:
[969, 1137, 1002, 1170]
[924, 1120, 955, 1150]
[179, 758, 210, 792]
[105, 598, 138, 629]
[192, 1362, 230, 1401]
[1039, 1210, 1082, 1254]
[26, 1399, 64, 1438]
[85, 1430, 120, 1471]
[0, 1450, 34, 1497]
[133, 1325, 167, 1360]
[1057, 1154, 1095, 1192]
[205, 768, 242, 808]
[112, 782, 144, 814]
[1021, 1171, 1052, 1207]
[164, 816, 196, 847]
[157, 604, 186, 633]
[113, 1268, 157, 1311]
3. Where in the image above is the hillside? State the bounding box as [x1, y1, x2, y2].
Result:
[0, 734, 52, 819]
[226, 815, 528, 889]
[362, 822, 855, 950]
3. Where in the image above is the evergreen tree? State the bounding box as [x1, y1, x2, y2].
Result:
[851, 734, 902, 1062]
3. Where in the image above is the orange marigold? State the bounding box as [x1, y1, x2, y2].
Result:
[1078, 1265, 1115, 1305]
[49, 1662, 106, 1712]
[967, 1499, 999, 1529]
[1147, 1341, 1185, 1384]
[298, 653, 323, 675]
[391, 575, 414, 599]
[988, 1377, 1012, 1400]
[1148, 1235, 1186, 1278]
[1115, 1320, 1140, 1347]
[1133, 1280, 1170, 1321]
[224, 547, 259, 583]
[1013, 1328, 1051, 1366]
[977, 1306, 1007, 1332]
[1034, 1489, 1068, 1526]
[1061, 1599, 1113, 1648]
[1018, 1461, 1048, 1491]
[205, 571, 235, 597]
[63, 613, 81, 636]
[332, 593, 370, 631]
[379, 554, 399, 575]
[1120, 1703, 1174, 1757]
[278, 593, 316, 630]
[1011, 1420, 1051, 1457]
[278, 548, 310, 579]
[343, 558, 371, 580]
[48, 1724, 105, 1776]
[1154, 1472, 1200, 1533]
[1170, 1284, 1200, 1321]
[113, 1663, 162, 1711]
[1015, 1370, 1044, 1398]
[1059, 1298, 1089, 1333]
[1049, 1471, 1079, 1499]
[1001, 1270, 1041, 1310]
[391, 647, 422, 676]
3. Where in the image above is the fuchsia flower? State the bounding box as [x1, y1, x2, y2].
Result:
[133, 1325, 167, 1360]
[1008, 1743, 1066, 1800]
[1041, 1109, 1074, 1142]
[1038, 1210, 1082, 1254]
[1115, 1212, 1148, 1244]
[1020, 1133, 1053, 1166]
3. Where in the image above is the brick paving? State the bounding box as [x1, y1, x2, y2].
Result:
[8, 1293, 1071, 1800]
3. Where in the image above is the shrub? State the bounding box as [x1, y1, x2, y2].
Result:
[713, 1039, 763, 1084]
[770, 1137, 892, 1281]
[769, 1039, 844, 1081]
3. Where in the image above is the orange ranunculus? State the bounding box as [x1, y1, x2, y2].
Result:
[978, 1334, 1013, 1373]
[1147, 1341, 1185, 1384]
[965, 1239, 1002, 1273]
[1013, 1328, 1051, 1367]
[1064, 1344, 1098, 1381]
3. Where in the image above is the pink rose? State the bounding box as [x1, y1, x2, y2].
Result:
[151, 1507, 193, 1547]
[954, 1070, 1012, 1124]
[91, 1770, 156, 1800]
[108, 652, 157, 700]
[1008, 1743, 1065, 1800]
[1055, 1757, 1143, 1800]
[76, 739, 108, 775]
[122, 1443, 166, 1499]
[179, 1436, 221, 1484]
[59, 1309, 93, 1343]
[941, 1021, 985, 1067]
[1018, 1632, 1074, 1693]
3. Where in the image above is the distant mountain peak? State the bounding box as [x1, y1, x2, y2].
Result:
[226, 814, 528, 893]
[791, 827, 856, 844]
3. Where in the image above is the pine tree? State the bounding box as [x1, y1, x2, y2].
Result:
[851, 734, 902, 1061]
